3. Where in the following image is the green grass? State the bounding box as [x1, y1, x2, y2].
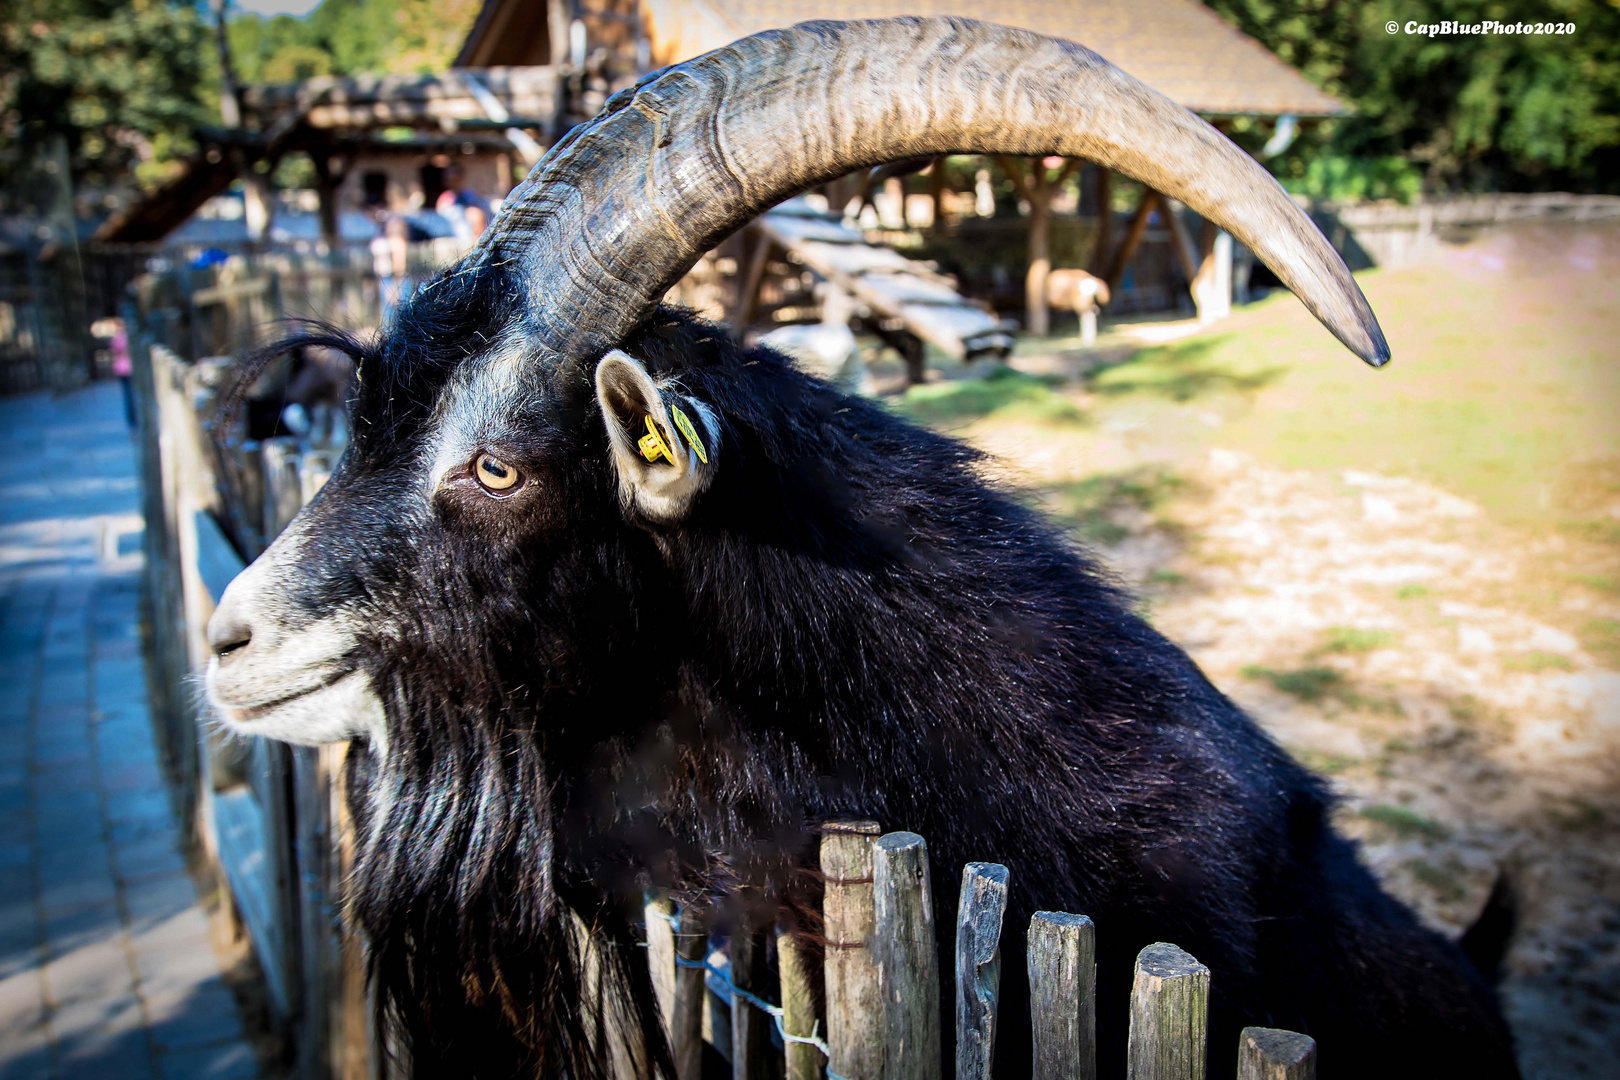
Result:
[1395, 584, 1431, 600]
[1405, 858, 1466, 901]
[1047, 246, 1620, 525]
[1581, 618, 1620, 664]
[1045, 468, 1186, 546]
[1243, 664, 1403, 713]
[1502, 651, 1576, 672]
[1318, 626, 1400, 653]
[1362, 805, 1448, 840]
[1242, 664, 1345, 702]
[1087, 335, 1285, 402]
[1293, 748, 1358, 775]
[895, 367, 1084, 427]
[1569, 574, 1620, 593]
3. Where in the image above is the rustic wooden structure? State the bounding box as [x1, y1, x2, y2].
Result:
[461, 0, 1350, 335]
[94, 67, 555, 248]
[731, 198, 1015, 382]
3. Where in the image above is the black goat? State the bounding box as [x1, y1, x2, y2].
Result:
[205, 17, 1518, 1080]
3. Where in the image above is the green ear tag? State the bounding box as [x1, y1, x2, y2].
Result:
[670, 404, 708, 465]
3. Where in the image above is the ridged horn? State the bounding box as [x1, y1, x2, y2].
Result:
[472, 17, 1389, 367]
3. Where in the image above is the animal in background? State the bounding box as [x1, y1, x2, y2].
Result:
[1046, 266, 1112, 344]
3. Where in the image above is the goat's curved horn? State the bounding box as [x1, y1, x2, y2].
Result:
[475, 17, 1389, 367]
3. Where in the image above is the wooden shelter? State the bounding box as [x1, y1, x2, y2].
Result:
[464, 0, 1347, 335]
[94, 68, 555, 246]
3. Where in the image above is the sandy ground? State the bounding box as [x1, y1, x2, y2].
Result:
[909, 222, 1620, 1077]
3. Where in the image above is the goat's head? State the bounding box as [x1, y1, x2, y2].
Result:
[205, 15, 1387, 796]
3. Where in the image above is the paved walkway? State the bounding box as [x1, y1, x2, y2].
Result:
[0, 383, 258, 1080]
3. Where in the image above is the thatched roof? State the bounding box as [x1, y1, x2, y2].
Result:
[466, 0, 1345, 117]
[666, 0, 1343, 115]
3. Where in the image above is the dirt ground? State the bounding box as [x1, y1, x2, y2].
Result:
[892, 220, 1620, 1078]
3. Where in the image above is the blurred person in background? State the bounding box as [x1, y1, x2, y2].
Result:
[435, 161, 490, 242]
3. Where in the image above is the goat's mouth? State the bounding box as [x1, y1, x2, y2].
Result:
[218, 667, 353, 722]
[208, 663, 385, 747]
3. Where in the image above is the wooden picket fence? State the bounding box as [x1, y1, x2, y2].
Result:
[643, 823, 1316, 1080]
[132, 325, 1318, 1080]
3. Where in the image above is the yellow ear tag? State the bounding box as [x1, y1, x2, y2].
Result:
[670, 404, 708, 465]
[637, 414, 676, 464]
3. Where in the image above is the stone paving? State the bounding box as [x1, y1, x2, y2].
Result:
[0, 383, 258, 1079]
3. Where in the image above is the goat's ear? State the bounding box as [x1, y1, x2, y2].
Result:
[596, 349, 719, 523]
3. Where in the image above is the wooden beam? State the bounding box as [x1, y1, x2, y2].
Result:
[731, 228, 773, 335]
[991, 154, 1033, 203]
[929, 156, 947, 234]
[1161, 197, 1200, 283]
[1089, 167, 1114, 275]
[1104, 188, 1159, 292]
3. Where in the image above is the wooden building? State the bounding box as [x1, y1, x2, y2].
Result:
[94, 68, 555, 247]
[462, 0, 1348, 334]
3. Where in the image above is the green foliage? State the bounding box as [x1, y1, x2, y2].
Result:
[0, 0, 216, 199]
[227, 0, 482, 85]
[1205, 0, 1620, 194]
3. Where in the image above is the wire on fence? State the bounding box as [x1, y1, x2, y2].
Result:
[654, 905, 851, 1080]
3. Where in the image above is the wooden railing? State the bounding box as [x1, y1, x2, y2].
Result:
[133, 325, 1319, 1080]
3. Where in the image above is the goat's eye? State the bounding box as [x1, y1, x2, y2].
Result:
[474, 453, 521, 493]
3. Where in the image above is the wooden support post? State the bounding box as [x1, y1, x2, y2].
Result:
[994, 155, 1083, 338]
[954, 863, 1009, 1080]
[1104, 189, 1159, 293]
[1029, 912, 1096, 1080]
[1237, 1028, 1316, 1080]
[874, 831, 939, 1080]
[260, 437, 302, 540]
[1089, 167, 1114, 275]
[1161, 198, 1200, 285]
[670, 910, 708, 1080]
[730, 919, 771, 1080]
[1127, 943, 1210, 1080]
[1191, 218, 1232, 324]
[299, 450, 334, 505]
[822, 820, 883, 1080]
[733, 229, 774, 337]
[929, 157, 947, 235]
[778, 928, 819, 1080]
[646, 895, 678, 1038]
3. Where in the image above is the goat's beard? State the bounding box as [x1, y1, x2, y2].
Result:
[341, 667, 669, 1079]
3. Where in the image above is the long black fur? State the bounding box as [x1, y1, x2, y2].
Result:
[266, 260, 1519, 1079]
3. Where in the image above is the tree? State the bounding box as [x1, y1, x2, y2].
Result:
[227, 0, 482, 85]
[0, 0, 217, 207]
[1206, 0, 1620, 196]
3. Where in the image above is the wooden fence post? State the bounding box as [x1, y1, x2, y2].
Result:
[1237, 1028, 1316, 1080]
[954, 863, 1008, 1080]
[261, 437, 302, 540]
[299, 450, 334, 504]
[1028, 911, 1096, 1080]
[670, 908, 708, 1080]
[730, 918, 771, 1080]
[778, 928, 819, 1080]
[646, 895, 678, 1039]
[874, 831, 939, 1080]
[1127, 943, 1210, 1080]
[822, 819, 883, 1080]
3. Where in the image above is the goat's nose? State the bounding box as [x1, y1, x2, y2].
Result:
[207, 607, 253, 660]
